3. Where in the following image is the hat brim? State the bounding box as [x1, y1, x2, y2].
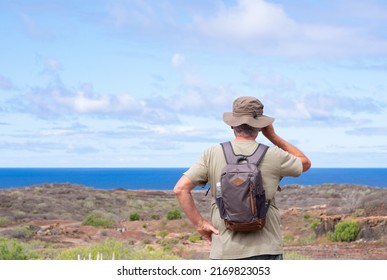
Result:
[223, 112, 274, 128]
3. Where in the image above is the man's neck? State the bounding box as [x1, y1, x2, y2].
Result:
[235, 136, 256, 141]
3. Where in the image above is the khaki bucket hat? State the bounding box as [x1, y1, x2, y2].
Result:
[223, 96, 274, 128]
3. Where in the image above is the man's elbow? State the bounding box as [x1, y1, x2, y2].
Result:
[173, 184, 183, 197]
[302, 157, 312, 172]
[173, 175, 192, 197]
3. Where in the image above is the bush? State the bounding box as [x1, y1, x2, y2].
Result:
[158, 230, 169, 238]
[11, 225, 37, 239]
[303, 213, 311, 220]
[56, 241, 180, 260]
[166, 209, 182, 220]
[0, 237, 34, 260]
[328, 220, 360, 242]
[130, 246, 180, 260]
[283, 234, 295, 244]
[56, 239, 130, 260]
[0, 217, 9, 227]
[188, 233, 202, 243]
[82, 212, 116, 228]
[284, 251, 311, 260]
[129, 213, 140, 221]
[352, 208, 365, 217]
[310, 219, 320, 230]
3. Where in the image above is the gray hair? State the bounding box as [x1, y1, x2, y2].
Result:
[233, 124, 260, 137]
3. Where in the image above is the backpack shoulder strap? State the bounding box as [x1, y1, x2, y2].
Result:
[220, 142, 269, 165]
[220, 141, 238, 164]
[248, 143, 269, 166]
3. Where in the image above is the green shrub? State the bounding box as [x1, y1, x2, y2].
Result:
[283, 234, 295, 244]
[11, 225, 36, 239]
[157, 237, 178, 249]
[166, 209, 182, 220]
[352, 208, 365, 217]
[0, 237, 34, 260]
[0, 217, 9, 227]
[310, 219, 320, 230]
[303, 213, 311, 220]
[328, 220, 360, 242]
[129, 212, 140, 221]
[56, 241, 180, 260]
[158, 230, 169, 238]
[130, 246, 179, 260]
[188, 233, 202, 243]
[56, 239, 130, 260]
[284, 251, 311, 260]
[299, 233, 316, 244]
[82, 212, 116, 228]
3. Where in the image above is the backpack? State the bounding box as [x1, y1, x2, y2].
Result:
[215, 141, 270, 232]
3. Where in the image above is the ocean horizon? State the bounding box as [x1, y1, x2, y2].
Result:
[0, 167, 386, 190]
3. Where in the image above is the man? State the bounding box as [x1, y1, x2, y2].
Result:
[174, 96, 311, 260]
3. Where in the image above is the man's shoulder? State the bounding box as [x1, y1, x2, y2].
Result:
[265, 145, 299, 162]
[265, 145, 303, 175]
[266, 145, 290, 156]
[203, 143, 224, 156]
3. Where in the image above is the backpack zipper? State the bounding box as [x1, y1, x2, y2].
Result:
[250, 183, 256, 216]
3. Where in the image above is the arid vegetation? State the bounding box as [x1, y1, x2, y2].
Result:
[0, 183, 386, 260]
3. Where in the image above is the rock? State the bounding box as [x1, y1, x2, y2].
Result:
[314, 215, 342, 236]
[358, 217, 387, 241]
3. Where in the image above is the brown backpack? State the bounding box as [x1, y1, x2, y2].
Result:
[215, 141, 270, 232]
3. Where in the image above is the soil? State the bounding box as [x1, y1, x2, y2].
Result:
[0, 183, 386, 260]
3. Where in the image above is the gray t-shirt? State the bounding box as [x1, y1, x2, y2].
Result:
[184, 140, 302, 259]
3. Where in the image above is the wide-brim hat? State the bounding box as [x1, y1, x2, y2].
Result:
[223, 96, 274, 128]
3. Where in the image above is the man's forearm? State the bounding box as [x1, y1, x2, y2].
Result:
[173, 175, 205, 228]
[175, 189, 204, 228]
[266, 131, 311, 172]
[277, 136, 310, 171]
[271, 134, 303, 157]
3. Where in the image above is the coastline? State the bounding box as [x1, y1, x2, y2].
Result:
[1, 167, 387, 189]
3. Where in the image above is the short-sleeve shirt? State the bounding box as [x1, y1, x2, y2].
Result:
[184, 140, 302, 259]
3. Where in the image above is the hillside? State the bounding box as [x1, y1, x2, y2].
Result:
[0, 183, 386, 259]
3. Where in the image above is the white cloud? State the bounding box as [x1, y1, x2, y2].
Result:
[171, 53, 185, 67]
[346, 127, 387, 136]
[249, 71, 296, 91]
[44, 59, 62, 73]
[0, 74, 15, 90]
[56, 90, 111, 114]
[107, 0, 157, 29]
[265, 92, 383, 127]
[13, 78, 180, 124]
[194, 0, 296, 41]
[192, 0, 387, 56]
[100, 0, 387, 57]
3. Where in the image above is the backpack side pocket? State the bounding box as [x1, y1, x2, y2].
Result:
[215, 182, 226, 219]
[255, 192, 267, 219]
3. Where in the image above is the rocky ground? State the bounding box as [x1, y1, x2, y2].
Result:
[0, 183, 386, 259]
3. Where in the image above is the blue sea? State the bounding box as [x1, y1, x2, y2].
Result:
[0, 168, 386, 190]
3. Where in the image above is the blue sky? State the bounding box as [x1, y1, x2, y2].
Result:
[0, 0, 386, 168]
